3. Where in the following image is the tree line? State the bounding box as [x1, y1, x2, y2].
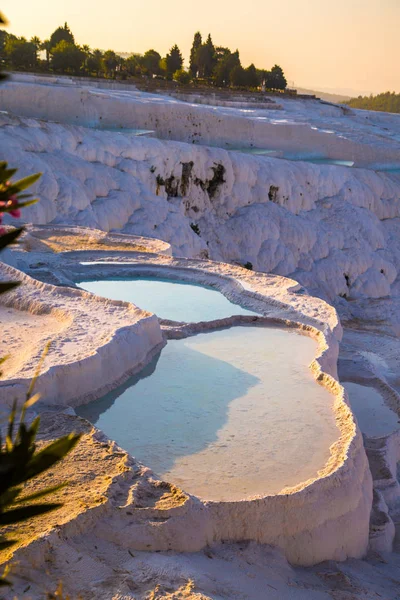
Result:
[346, 91, 400, 114]
[0, 23, 287, 91]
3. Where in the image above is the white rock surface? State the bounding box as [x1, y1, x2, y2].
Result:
[1, 105, 400, 315]
[0, 261, 164, 406]
[0, 244, 373, 566]
[2, 79, 400, 591]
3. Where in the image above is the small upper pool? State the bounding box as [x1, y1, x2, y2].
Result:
[344, 382, 400, 438]
[88, 125, 154, 136]
[77, 326, 338, 501]
[78, 277, 259, 322]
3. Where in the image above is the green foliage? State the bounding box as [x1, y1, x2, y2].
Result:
[0, 17, 289, 92]
[213, 50, 240, 87]
[0, 370, 81, 584]
[51, 40, 85, 75]
[189, 31, 202, 77]
[141, 49, 162, 76]
[173, 68, 191, 85]
[49, 22, 74, 51]
[346, 91, 400, 114]
[0, 163, 80, 586]
[165, 44, 183, 77]
[245, 63, 259, 88]
[230, 64, 246, 88]
[0, 16, 82, 591]
[0, 157, 40, 334]
[85, 49, 103, 76]
[4, 37, 36, 70]
[102, 49, 119, 77]
[124, 53, 140, 76]
[243, 261, 253, 270]
[265, 65, 287, 90]
[196, 34, 216, 79]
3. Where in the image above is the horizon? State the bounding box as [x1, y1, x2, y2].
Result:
[2, 0, 399, 96]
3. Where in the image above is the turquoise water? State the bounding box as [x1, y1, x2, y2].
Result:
[377, 168, 400, 175]
[344, 382, 400, 437]
[229, 147, 354, 167]
[89, 126, 154, 135]
[229, 147, 283, 158]
[77, 326, 338, 500]
[78, 277, 259, 322]
[294, 157, 354, 167]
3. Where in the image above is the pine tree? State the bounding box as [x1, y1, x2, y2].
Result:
[165, 44, 183, 78]
[189, 32, 202, 78]
[49, 22, 74, 51]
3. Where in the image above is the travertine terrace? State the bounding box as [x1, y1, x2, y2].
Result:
[1, 76, 400, 598]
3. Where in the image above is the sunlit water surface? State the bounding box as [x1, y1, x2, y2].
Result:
[78, 277, 259, 322]
[77, 326, 338, 501]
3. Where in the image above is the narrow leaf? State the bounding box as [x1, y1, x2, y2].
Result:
[0, 539, 17, 551]
[7, 399, 17, 448]
[23, 434, 81, 482]
[26, 342, 51, 401]
[8, 172, 42, 192]
[14, 483, 67, 504]
[0, 227, 24, 251]
[0, 503, 63, 525]
[23, 393, 41, 410]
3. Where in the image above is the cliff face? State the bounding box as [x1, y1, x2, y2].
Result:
[1, 107, 400, 310]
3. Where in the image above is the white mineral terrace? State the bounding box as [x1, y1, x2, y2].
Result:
[1, 77, 400, 597]
[0, 239, 372, 569]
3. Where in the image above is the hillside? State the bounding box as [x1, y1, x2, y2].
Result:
[347, 91, 400, 114]
[295, 87, 351, 103]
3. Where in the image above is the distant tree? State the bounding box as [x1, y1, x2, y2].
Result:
[142, 49, 161, 76]
[86, 49, 103, 76]
[267, 64, 287, 90]
[0, 30, 13, 65]
[347, 91, 400, 114]
[173, 68, 192, 84]
[0, 29, 7, 54]
[102, 49, 119, 78]
[4, 37, 36, 70]
[49, 22, 74, 51]
[230, 64, 246, 87]
[51, 40, 85, 74]
[165, 44, 183, 78]
[256, 68, 267, 88]
[196, 33, 216, 78]
[244, 63, 259, 88]
[30, 36, 41, 67]
[158, 56, 167, 76]
[81, 44, 91, 73]
[41, 39, 51, 68]
[214, 46, 231, 62]
[189, 31, 202, 77]
[125, 53, 141, 76]
[213, 49, 240, 87]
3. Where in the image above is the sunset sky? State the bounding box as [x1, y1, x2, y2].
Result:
[2, 0, 399, 96]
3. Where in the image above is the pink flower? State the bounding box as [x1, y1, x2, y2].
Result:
[0, 194, 22, 234]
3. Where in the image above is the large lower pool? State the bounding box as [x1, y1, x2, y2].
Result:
[78, 277, 259, 322]
[77, 326, 338, 501]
